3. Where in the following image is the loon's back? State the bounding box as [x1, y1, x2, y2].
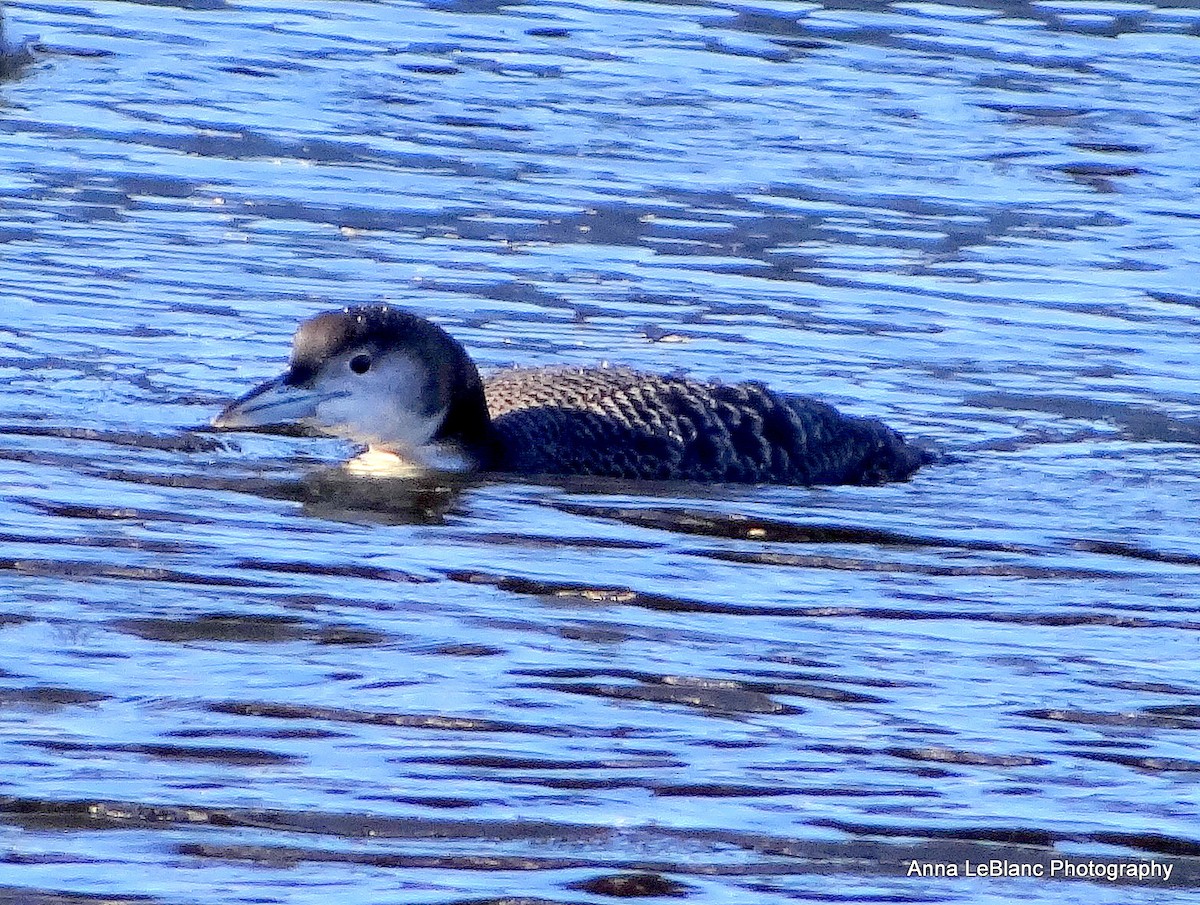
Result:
[484, 367, 931, 485]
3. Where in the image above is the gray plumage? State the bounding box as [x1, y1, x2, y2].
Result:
[484, 366, 931, 485]
[213, 305, 934, 486]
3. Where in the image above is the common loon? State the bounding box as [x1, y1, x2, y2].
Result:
[212, 305, 933, 485]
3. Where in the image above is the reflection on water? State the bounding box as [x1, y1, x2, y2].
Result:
[1, 0, 1200, 902]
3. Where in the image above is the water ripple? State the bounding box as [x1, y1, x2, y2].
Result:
[2, 0, 1199, 902]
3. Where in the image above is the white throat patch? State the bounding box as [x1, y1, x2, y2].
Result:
[345, 443, 473, 478]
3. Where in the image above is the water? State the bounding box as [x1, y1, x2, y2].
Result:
[2, 0, 1200, 902]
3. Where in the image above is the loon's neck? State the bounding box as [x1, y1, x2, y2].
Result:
[431, 371, 500, 471]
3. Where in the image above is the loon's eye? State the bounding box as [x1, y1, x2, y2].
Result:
[349, 354, 372, 375]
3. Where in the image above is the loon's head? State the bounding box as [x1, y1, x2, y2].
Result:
[213, 306, 494, 471]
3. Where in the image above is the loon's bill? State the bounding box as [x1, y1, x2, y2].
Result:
[212, 305, 935, 486]
[213, 376, 349, 432]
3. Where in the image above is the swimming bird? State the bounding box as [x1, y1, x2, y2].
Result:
[213, 305, 933, 485]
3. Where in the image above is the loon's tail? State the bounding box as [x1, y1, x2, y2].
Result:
[870, 421, 942, 484]
[782, 394, 937, 486]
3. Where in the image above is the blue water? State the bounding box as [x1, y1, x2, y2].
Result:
[1, 0, 1199, 902]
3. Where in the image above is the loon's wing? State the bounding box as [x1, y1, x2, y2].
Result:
[483, 367, 930, 485]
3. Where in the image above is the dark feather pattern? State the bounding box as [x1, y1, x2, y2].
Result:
[484, 366, 932, 485]
[214, 305, 934, 486]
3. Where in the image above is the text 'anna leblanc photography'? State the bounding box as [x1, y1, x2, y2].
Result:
[906, 859, 1175, 882]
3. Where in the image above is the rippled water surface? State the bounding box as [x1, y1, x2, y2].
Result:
[2, 0, 1200, 902]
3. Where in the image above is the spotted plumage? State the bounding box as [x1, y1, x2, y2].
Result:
[214, 305, 934, 486]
